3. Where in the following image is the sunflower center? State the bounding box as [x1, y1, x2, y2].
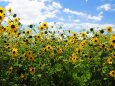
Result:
[11, 25, 15, 28]
[0, 16, 2, 19]
[110, 59, 112, 62]
[32, 68, 34, 72]
[108, 29, 110, 31]
[48, 47, 50, 49]
[95, 40, 97, 42]
[44, 24, 46, 26]
[13, 51, 16, 54]
[112, 40, 115, 43]
[0, 10, 3, 13]
[30, 57, 32, 60]
[38, 36, 40, 38]
[112, 71, 115, 75]
[41, 27, 43, 30]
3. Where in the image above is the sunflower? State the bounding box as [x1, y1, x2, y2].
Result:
[92, 37, 98, 44]
[25, 30, 32, 35]
[110, 37, 115, 48]
[12, 48, 18, 57]
[109, 70, 115, 77]
[70, 53, 78, 63]
[45, 45, 52, 51]
[24, 53, 27, 61]
[112, 52, 115, 58]
[9, 66, 13, 73]
[107, 57, 112, 64]
[9, 22, 18, 32]
[57, 47, 63, 54]
[35, 34, 42, 40]
[28, 67, 35, 74]
[106, 26, 112, 33]
[28, 55, 34, 62]
[80, 32, 87, 38]
[38, 25, 44, 30]
[72, 32, 77, 37]
[0, 6, 6, 15]
[0, 13, 4, 22]
[111, 34, 115, 39]
[79, 40, 86, 50]
[42, 22, 48, 29]
[50, 53, 55, 59]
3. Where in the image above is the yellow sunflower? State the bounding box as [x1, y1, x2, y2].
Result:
[70, 53, 78, 63]
[106, 26, 112, 33]
[35, 34, 42, 40]
[92, 37, 98, 44]
[28, 55, 34, 62]
[9, 22, 18, 32]
[42, 22, 48, 29]
[57, 47, 63, 54]
[112, 52, 115, 58]
[0, 6, 6, 15]
[110, 39, 115, 47]
[109, 70, 115, 78]
[107, 57, 112, 64]
[45, 45, 52, 51]
[0, 13, 4, 22]
[12, 48, 18, 57]
[28, 67, 36, 74]
[25, 30, 32, 35]
[38, 25, 44, 30]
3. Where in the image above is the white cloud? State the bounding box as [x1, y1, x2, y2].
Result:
[64, 8, 86, 16]
[63, 8, 103, 21]
[88, 12, 103, 21]
[4, 0, 62, 24]
[97, 3, 111, 11]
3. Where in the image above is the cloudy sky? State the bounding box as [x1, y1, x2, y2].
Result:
[0, 0, 115, 32]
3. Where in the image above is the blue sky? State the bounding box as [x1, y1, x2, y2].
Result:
[0, 0, 115, 32]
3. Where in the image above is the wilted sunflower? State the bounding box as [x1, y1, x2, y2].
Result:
[106, 26, 112, 33]
[12, 48, 18, 57]
[109, 70, 115, 78]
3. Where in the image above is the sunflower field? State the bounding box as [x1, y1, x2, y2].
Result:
[0, 6, 115, 86]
